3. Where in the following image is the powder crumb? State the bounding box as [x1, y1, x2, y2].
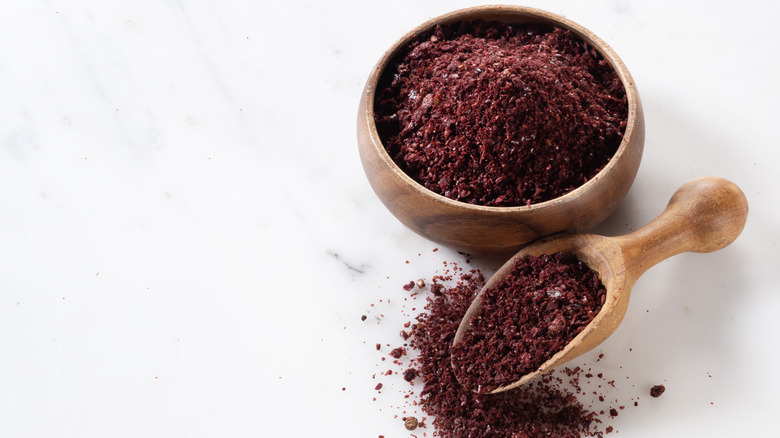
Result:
[389, 347, 406, 359]
[650, 385, 665, 398]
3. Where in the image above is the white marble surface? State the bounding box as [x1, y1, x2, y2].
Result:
[1, 1, 778, 436]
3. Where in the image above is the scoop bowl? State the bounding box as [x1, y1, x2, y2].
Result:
[452, 177, 749, 393]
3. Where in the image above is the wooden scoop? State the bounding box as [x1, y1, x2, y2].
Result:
[452, 177, 748, 394]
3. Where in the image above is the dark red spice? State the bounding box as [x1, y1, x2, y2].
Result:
[361, 314, 367, 321]
[375, 20, 627, 207]
[609, 408, 618, 417]
[650, 385, 665, 398]
[403, 281, 416, 291]
[407, 268, 605, 437]
[451, 253, 606, 393]
[403, 368, 417, 382]
[375, 383, 384, 391]
[388, 347, 406, 359]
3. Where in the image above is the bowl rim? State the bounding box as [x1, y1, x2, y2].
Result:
[361, 4, 642, 214]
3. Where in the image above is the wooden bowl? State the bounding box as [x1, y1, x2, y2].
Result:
[357, 5, 645, 255]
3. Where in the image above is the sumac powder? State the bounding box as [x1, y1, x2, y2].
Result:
[374, 21, 627, 206]
[407, 268, 605, 437]
[451, 253, 606, 393]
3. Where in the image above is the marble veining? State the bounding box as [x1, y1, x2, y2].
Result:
[0, 1, 777, 437]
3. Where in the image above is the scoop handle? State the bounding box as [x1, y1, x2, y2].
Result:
[613, 177, 748, 283]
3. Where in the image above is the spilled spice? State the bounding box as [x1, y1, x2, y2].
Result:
[406, 268, 605, 437]
[451, 253, 607, 393]
[365, 253, 646, 437]
[650, 385, 665, 398]
[374, 20, 628, 207]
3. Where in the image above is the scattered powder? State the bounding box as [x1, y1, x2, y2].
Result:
[406, 269, 603, 437]
[366, 255, 646, 437]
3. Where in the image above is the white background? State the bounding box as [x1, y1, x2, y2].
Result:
[0, 1, 778, 437]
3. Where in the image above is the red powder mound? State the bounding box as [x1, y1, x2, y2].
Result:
[375, 20, 627, 207]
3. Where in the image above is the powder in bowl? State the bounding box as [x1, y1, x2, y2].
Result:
[374, 20, 628, 207]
